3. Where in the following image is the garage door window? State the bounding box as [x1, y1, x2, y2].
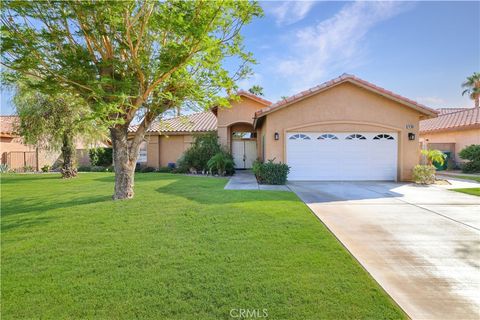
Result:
[318, 134, 338, 140]
[289, 134, 311, 140]
[345, 134, 367, 140]
[373, 134, 395, 140]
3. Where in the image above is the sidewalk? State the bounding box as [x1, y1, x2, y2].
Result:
[224, 170, 290, 191]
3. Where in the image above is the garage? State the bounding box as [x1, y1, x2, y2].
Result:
[286, 132, 398, 181]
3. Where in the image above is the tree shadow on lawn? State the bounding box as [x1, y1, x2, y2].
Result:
[154, 175, 298, 205]
[1, 194, 111, 217]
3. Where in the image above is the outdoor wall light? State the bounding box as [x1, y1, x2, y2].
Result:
[408, 133, 416, 141]
[274, 132, 279, 140]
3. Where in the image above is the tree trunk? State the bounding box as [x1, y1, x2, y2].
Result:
[475, 97, 479, 109]
[110, 126, 140, 200]
[61, 132, 77, 179]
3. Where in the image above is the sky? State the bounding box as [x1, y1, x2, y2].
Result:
[1, 1, 479, 115]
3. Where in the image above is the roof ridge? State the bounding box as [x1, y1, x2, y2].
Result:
[435, 107, 477, 117]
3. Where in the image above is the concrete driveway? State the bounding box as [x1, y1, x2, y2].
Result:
[288, 181, 480, 320]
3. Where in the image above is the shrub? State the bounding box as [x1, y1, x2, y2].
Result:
[157, 166, 174, 173]
[177, 133, 222, 173]
[253, 159, 290, 185]
[77, 165, 92, 172]
[459, 144, 480, 173]
[207, 151, 235, 176]
[41, 164, 50, 172]
[0, 164, 9, 173]
[89, 147, 113, 167]
[412, 165, 436, 184]
[140, 166, 156, 173]
[460, 161, 480, 174]
[23, 165, 34, 172]
[90, 166, 107, 172]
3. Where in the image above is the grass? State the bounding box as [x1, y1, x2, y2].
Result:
[452, 188, 480, 196]
[1, 173, 405, 319]
[449, 175, 480, 196]
[453, 175, 480, 183]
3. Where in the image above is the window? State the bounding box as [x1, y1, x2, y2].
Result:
[137, 141, 147, 163]
[232, 132, 256, 139]
[289, 134, 311, 140]
[318, 134, 338, 140]
[345, 134, 367, 140]
[373, 134, 395, 140]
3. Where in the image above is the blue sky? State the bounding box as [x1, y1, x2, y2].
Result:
[1, 1, 479, 115]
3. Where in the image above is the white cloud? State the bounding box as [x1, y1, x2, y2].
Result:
[276, 1, 412, 90]
[267, 1, 316, 25]
[415, 96, 446, 107]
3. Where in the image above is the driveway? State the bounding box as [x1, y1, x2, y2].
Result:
[288, 181, 480, 320]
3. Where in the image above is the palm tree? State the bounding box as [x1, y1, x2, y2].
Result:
[248, 85, 264, 96]
[462, 72, 480, 108]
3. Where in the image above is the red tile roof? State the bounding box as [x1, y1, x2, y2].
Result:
[0, 116, 19, 136]
[420, 108, 480, 133]
[437, 107, 470, 115]
[128, 111, 217, 133]
[255, 74, 438, 118]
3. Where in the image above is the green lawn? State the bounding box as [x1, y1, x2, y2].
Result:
[453, 175, 480, 183]
[1, 173, 405, 319]
[450, 176, 480, 196]
[452, 188, 480, 196]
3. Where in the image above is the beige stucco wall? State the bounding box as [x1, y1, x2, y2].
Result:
[145, 134, 195, 168]
[259, 82, 425, 181]
[216, 97, 267, 149]
[1, 136, 61, 170]
[420, 129, 480, 163]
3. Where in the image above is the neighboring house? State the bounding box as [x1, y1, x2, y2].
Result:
[0, 115, 108, 171]
[420, 107, 480, 164]
[131, 74, 438, 181]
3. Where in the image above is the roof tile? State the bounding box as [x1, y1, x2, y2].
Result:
[128, 111, 217, 133]
[420, 108, 480, 132]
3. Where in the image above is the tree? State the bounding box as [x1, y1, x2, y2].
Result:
[14, 85, 103, 178]
[1, 1, 262, 199]
[248, 85, 264, 96]
[421, 149, 446, 166]
[462, 72, 480, 108]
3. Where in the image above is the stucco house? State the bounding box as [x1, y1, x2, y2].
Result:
[131, 74, 438, 181]
[420, 107, 480, 165]
[0, 115, 108, 171]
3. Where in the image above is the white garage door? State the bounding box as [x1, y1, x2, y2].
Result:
[287, 132, 398, 181]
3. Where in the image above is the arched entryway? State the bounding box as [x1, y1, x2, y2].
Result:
[229, 122, 257, 169]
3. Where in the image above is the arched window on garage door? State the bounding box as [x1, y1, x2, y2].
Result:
[317, 133, 338, 140]
[345, 134, 367, 140]
[373, 134, 395, 140]
[289, 134, 311, 140]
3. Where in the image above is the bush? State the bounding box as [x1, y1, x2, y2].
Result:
[459, 144, 480, 173]
[77, 165, 91, 172]
[91, 166, 107, 172]
[0, 164, 9, 173]
[412, 165, 436, 184]
[157, 166, 174, 173]
[140, 166, 156, 173]
[89, 147, 113, 167]
[41, 164, 50, 172]
[460, 161, 480, 174]
[177, 133, 222, 173]
[207, 151, 235, 176]
[253, 159, 290, 185]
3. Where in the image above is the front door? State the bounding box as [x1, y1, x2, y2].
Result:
[232, 140, 257, 169]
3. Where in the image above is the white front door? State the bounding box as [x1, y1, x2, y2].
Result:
[286, 132, 398, 181]
[232, 140, 257, 169]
